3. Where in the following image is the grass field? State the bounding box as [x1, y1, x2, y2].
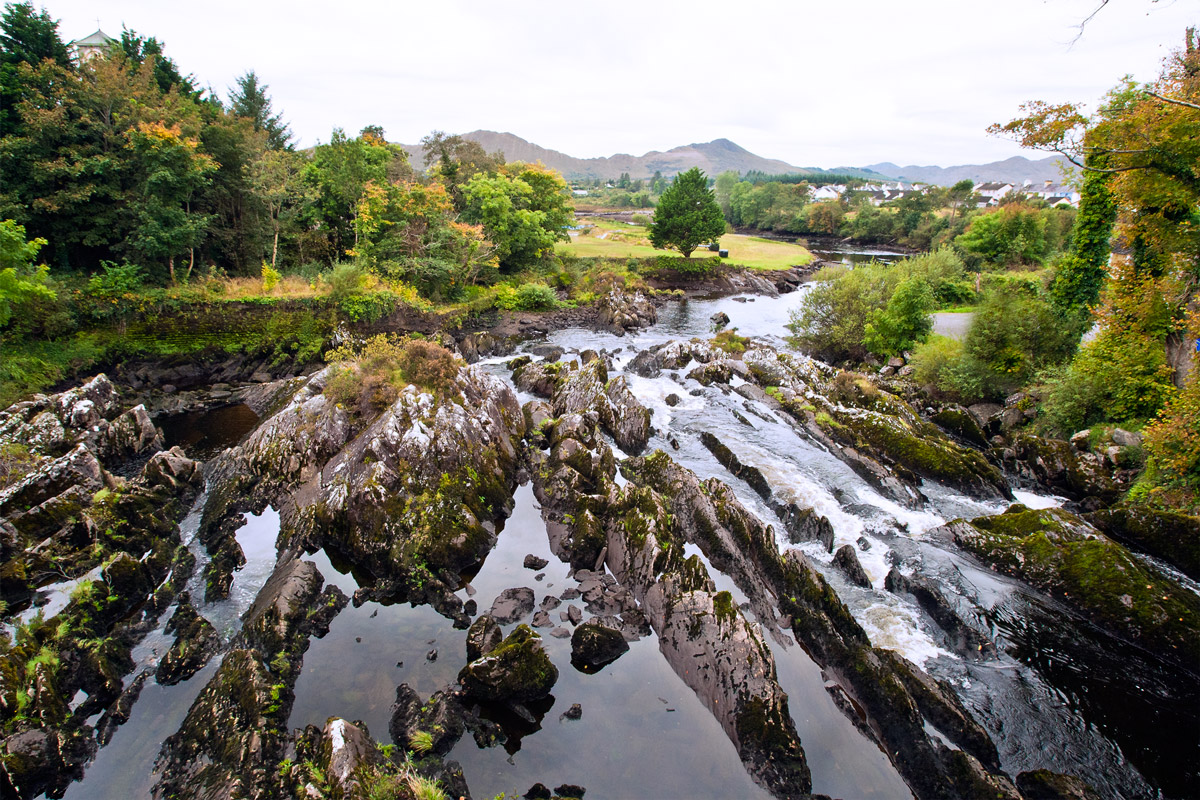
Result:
[559, 219, 814, 271]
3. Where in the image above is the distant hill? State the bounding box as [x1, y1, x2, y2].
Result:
[400, 130, 1065, 187]
[403, 131, 887, 181]
[864, 156, 1070, 187]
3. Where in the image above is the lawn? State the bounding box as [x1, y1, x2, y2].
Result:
[559, 219, 814, 271]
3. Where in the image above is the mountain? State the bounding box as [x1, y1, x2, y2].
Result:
[401, 130, 1066, 187]
[404, 131, 845, 181]
[864, 156, 1069, 187]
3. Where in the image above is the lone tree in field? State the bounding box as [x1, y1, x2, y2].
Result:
[649, 167, 725, 258]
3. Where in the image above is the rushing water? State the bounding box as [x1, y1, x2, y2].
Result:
[58, 284, 1193, 799]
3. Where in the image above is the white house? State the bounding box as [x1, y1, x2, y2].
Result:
[974, 182, 1013, 206]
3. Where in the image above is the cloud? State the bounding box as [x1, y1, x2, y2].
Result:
[52, 0, 1196, 167]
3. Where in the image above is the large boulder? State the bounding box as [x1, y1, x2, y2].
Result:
[458, 625, 558, 703]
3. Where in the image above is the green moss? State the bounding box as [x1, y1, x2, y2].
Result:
[713, 590, 737, 627]
[958, 510, 1200, 663]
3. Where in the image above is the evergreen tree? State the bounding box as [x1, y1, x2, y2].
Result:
[649, 167, 724, 258]
[0, 1, 70, 135]
[228, 70, 293, 150]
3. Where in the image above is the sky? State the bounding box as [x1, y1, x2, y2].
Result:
[48, 0, 1198, 169]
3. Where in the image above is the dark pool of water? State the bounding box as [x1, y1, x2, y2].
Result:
[158, 403, 260, 461]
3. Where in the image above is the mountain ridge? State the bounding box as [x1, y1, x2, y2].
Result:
[401, 130, 1065, 186]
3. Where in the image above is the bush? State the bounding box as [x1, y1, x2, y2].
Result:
[261, 262, 281, 293]
[1141, 374, 1200, 510]
[322, 262, 370, 302]
[86, 261, 143, 298]
[910, 335, 965, 392]
[494, 282, 558, 311]
[863, 276, 934, 356]
[324, 335, 462, 417]
[788, 263, 895, 361]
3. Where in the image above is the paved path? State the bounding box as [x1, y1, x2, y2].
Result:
[932, 312, 974, 340]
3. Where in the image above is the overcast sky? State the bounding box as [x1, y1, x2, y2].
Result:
[49, 0, 1196, 168]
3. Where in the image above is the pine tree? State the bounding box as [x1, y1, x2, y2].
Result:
[649, 167, 725, 258]
[229, 70, 293, 150]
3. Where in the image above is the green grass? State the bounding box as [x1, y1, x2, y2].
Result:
[562, 220, 813, 271]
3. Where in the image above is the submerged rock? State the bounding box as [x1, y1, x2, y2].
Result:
[489, 587, 535, 624]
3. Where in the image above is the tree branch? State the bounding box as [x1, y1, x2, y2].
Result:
[1146, 91, 1200, 112]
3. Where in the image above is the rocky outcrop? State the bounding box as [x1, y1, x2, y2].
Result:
[156, 596, 220, 686]
[202, 362, 525, 617]
[153, 558, 346, 800]
[597, 289, 657, 334]
[1004, 434, 1119, 510]
[941, 505, 1200, 668]
[551, 358, 651, 454]
[1084, 502, 1200, 581]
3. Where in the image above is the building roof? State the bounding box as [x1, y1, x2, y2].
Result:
[975, 182, 1011, 192]
[70, 29, 116, 47]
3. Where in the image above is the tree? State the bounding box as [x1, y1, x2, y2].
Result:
[228, 70, 292, 150]
[247, 146, 309, 269]
[420, 130, 503, 210]
[119, 27, 197, 97]
[0, 1, 71, 136]
[649, 167, 725, 258]
[460, 162, 572, 270]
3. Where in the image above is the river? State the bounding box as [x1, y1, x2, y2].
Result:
[58, 284, 1194, 799]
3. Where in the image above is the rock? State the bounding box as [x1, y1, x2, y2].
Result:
[887, 356, 905, 369]
[562, 703, 583, 720]
[100, 404, 163, 460]
[523, 554, 550, 570]
[141, 446, 203, 494]
[554, 783, 587, 798]
[1084, 502, 1200, 581]
[525, 783, 553, 799]
[466, 614, 503, 662]
[1069, 429, 1091, 451]
[530, 344, 565, 363]
[570, 620, 630, 673]
[1016, 769, 1104, 800]
[323, 718, 381, 796]
[531, 610, 552, 628]
[566, 604, 582, 625]
[157, 598, 220, 686]
[710, 311, 730, 329]
[1109, 427, 1142, 448]
[489, 587, 535, 624]
[597, 289, 657, 334]
[458, 625, 558, 703]
[665, 393, 681, 407]
[389, 684, 466, 756]
[878, 365, 895, 376]
[897, 365, 915, 377]
[833, 545, 872, 589]
[0, 443, 104, 519]
[1, 727, 68, 799]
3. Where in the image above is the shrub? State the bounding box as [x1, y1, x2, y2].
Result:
[86, 261, 143, 298]
[322, 262, 370, 302]
[1142, 373, 1200, 510]
[324, 335, 461, 417]
[863, 276, 934, 356]
[494, 282, 558, 311]
[788, 263, 895, 362]
[712, 329, 749, 353]
[910, 335, 965, 391]
[261, 262, 281, 293]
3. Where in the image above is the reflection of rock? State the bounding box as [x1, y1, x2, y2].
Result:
[570, 620, 629, 673]
[458, 625, 558, 703]
[466, 614, 503, 662]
